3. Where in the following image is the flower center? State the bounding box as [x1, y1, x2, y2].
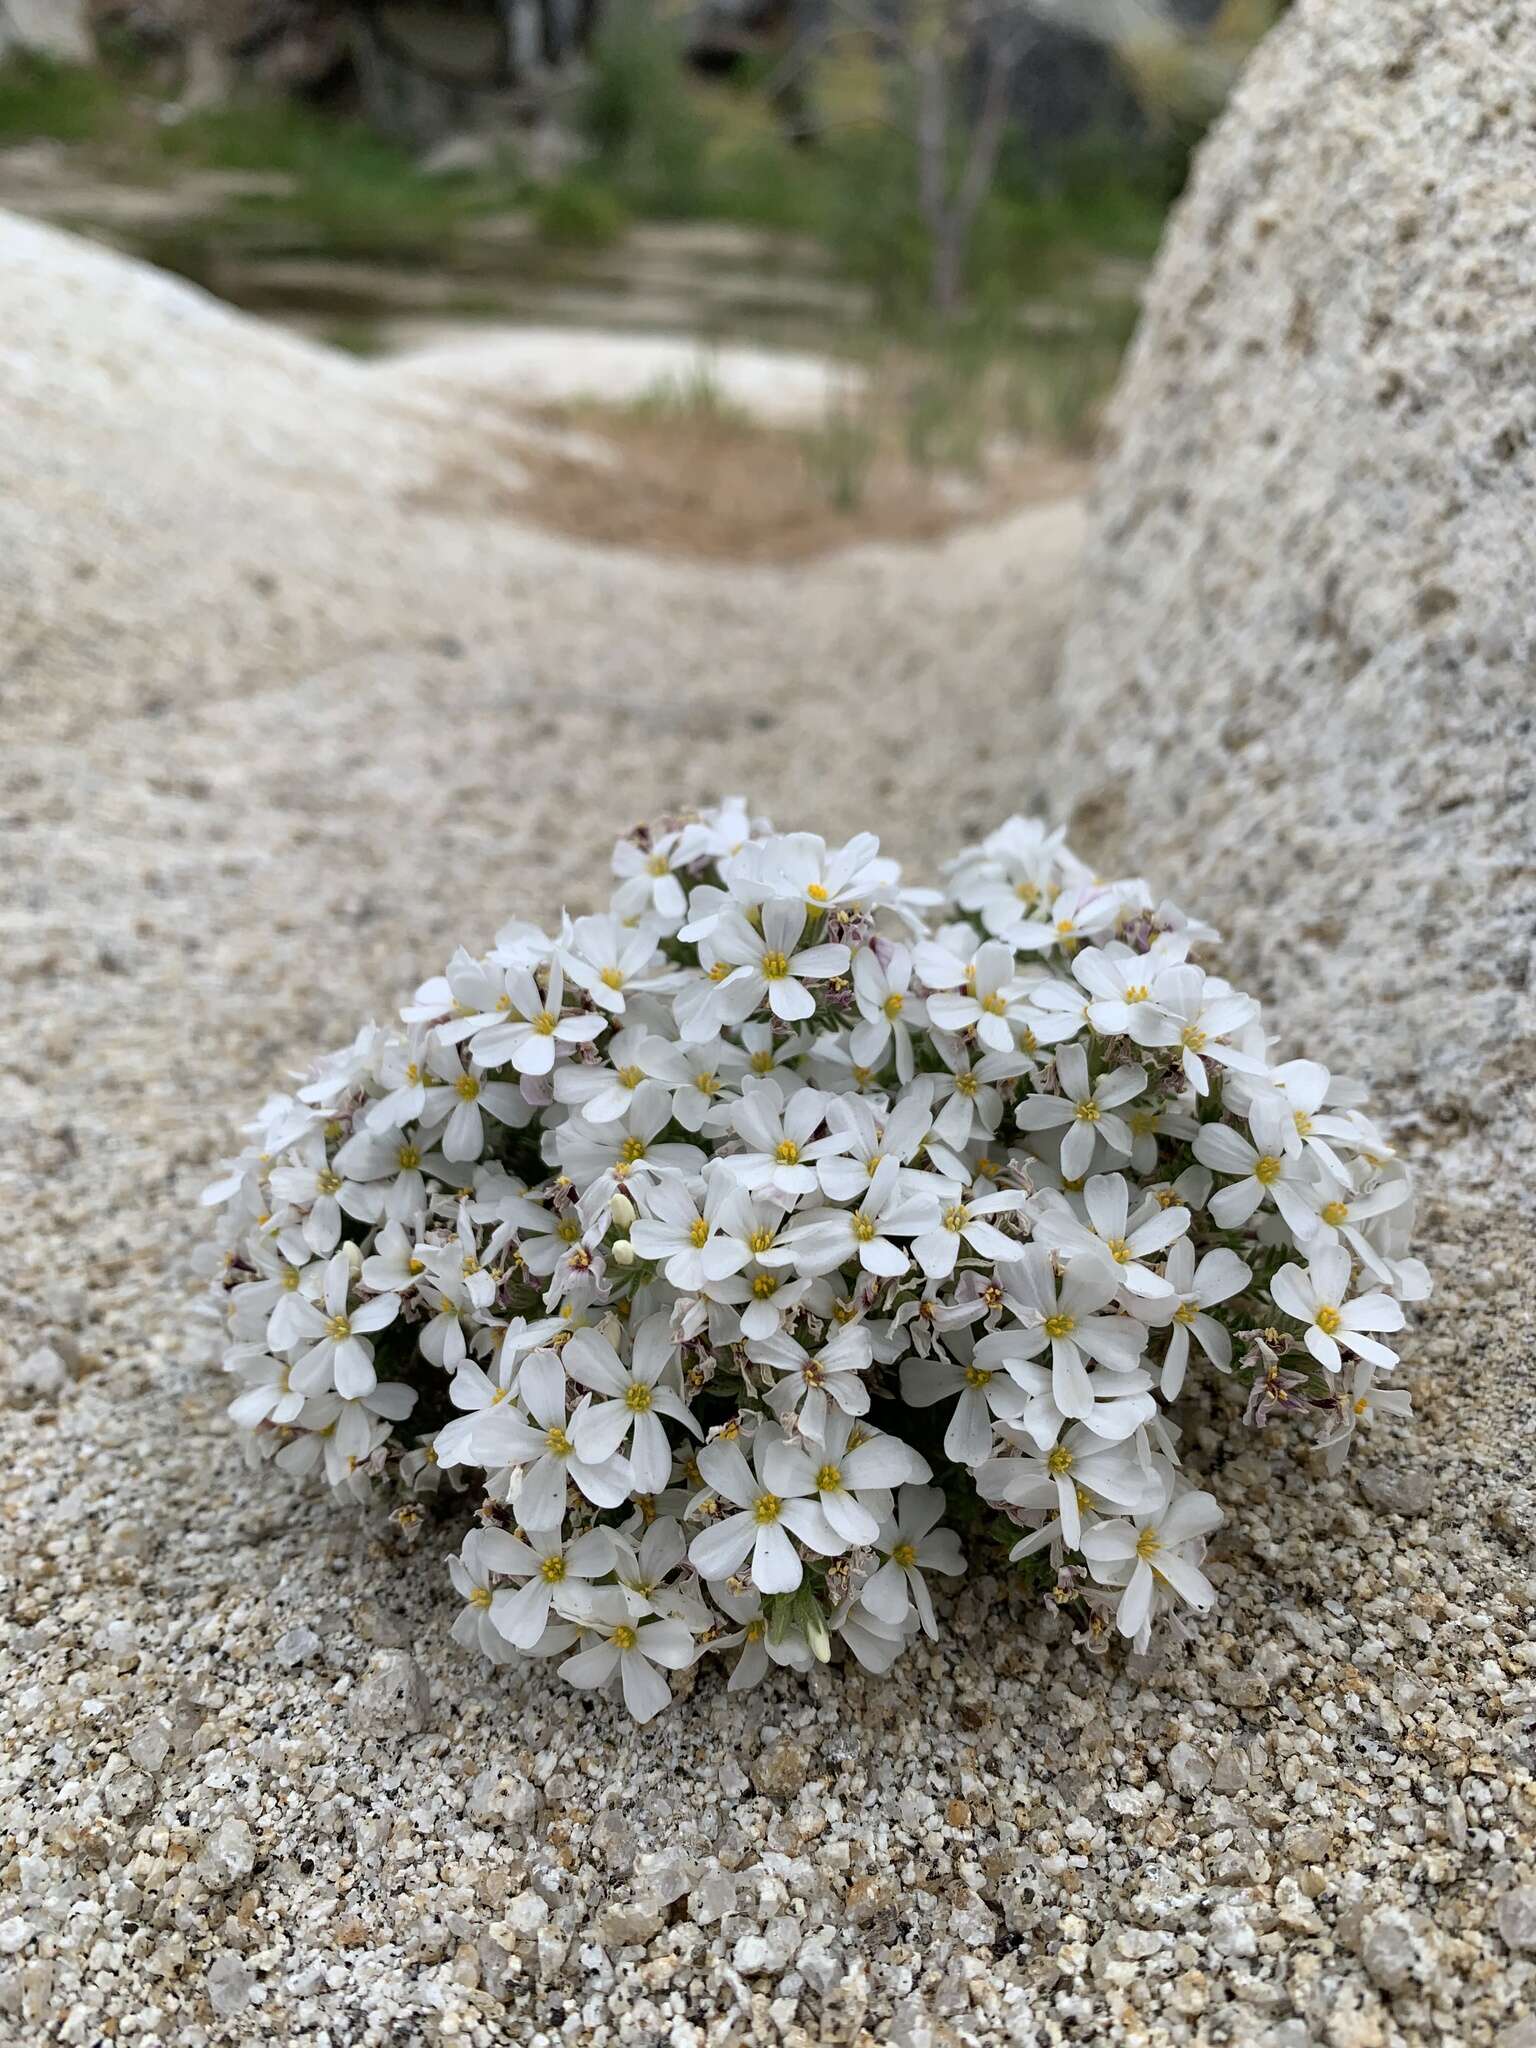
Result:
[1294, 1110, 1314, 1136]
[816, 1463, 843, 1493]
[883, 991, 905, 1019]
[600, 966, 625, 990]
[1315, 1304, 1342, 1335]
[1321, 1199, 1349, 1226]
[851, 1213, 878, 1243]
[325, 1312, 351, 1341]
[981, 993, 1008, 1015]
[750, 1050, 774, 1074]
[647, 853, 669, 877]
[761, 951, 790, 980]
[625, 1382, 653, 1413]
[801, 1358, 825, 1387]
[774, 1139, 800, 1165]
[617, 1136, 647, 1165]
[281, 1267, 302, 1291]
[616, 1065, 644, 1089]
[955, 1072, 978, 1097]
[694, 1071, 719, 1095]
[1015, 881, 1039, 904]
[470, 1587, 492, 1609]
[455, 1074, 480, 1101]
[963, 1365, 992, 1389]
[747, 1226, 775, 1254]
[546, 1425, 573, 1457]
[1253, 1155, 1282, 1186]
[611, 1623, 638, 1652]
[806, 882, 830, 903]
[532, 1010, 558, 1037]
[316, 1168, 342, 1196]
[1173, 1301, 1199, 1325]
[558, 1220, 581, 1243]
[1047, 1445, 1073, 1477]
[943, 1204, 970, 1233]
[1135, 1528, 1162, 1561]
[892, 1542, 918, 1569]
[751, 1273, 778, 1299]
[1075, 1099, 1101, 1123]
[1180, 1025, 1207, 1053]
[396, 1144, 420, 1171]
[753, 1492, 782, 1525]
[688, 1217, 711, 1249]
[540, 1554, 566, 1583]
[1043, 1312, 1076, 1340]
[1123, 983, 1150, 1004]
[1106, 1236, 1132, 1264]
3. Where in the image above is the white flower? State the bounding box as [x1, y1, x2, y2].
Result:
[1014, 1044, 1145, 1180]
[267, 1129, 377, 1258]
[564, 1318, 700, 1493]
[1069, 939, 1182, 1037]
[709, 1586, 815, 1691]
[980, 1426, 1160, 1549]
[559, 913, 679, 1013]
[767, 1412, 926, 1546]
[721, 1078, 847, 1199]
[923, 940, 1029, 1054]
[486, 1524, 615, 1648]
[815, 1087, 937, 1203]
[688, 1430, 842, 1593]
[449, 1528, 526, 1665]
[610, 827, 690, 922]
[1317, 1358, 1413, 1472]
[1193, 1112, 1317, 1230]
[1029, 1173, 1190, 1298]
[418, 1043, 532, 1163]
[682, 900, 849, 1037]
[900, 1342, 1030, 1463]
[1269, 1245, 1405, 1373]
[286, 1250, 399, 1399]
[1130, 963, 1259, 1095]
[1080, 1488, 1225, 1640]
[476, 1348, 634, 1526]
[990, 1243, 1147, 1421]
[445, 958, 607, 1078]
[627, 1174, 748, 1293]
[748, 1322, 873, 1435]
[778, 1155, 943, 1280]
[558, 1590, 696, 1723]
[225, 1349, 305, 1430]
[858, 1487, 965, 1636]
[848, 943, 926, 1081]
[1137, 1239, 1251, 1398]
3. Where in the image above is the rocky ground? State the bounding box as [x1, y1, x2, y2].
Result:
[2, 165, 1533, 2048]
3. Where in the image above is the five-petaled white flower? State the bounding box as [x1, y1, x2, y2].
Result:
[688, 1430, 842, 1593]
[1014, 1045, 1146, 1180]
[1269, 1245, 1404, 1373]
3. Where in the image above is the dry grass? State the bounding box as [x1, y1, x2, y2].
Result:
[404, 370, 1091, 565]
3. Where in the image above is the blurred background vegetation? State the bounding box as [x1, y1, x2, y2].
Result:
[0, 0, 1285, 536]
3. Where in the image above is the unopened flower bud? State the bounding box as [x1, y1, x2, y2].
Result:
[610, 1192, 637, 1232]
[611, 1239, 637, 1267]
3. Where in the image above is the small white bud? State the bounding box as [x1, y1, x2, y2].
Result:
[804, 1607, 832, 1664]
[609, 1193, 637, 1232]
[611, 1239, 637, 1267]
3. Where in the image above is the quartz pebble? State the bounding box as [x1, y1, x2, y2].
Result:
[349, 1649, 431, 1735]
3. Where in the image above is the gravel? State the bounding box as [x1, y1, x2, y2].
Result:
[3, 185, 1533, 2045]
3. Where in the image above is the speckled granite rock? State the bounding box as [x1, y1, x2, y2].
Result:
[1053, 0, 1536, 1202]
[2, 101, 1533, 2047]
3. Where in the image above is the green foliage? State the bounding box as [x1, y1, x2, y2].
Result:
[577, 0, 711, 216]
[532, 175, 629, 249]
[158, 100, 492, 261]
[0, 52, 125, 144]
[626, 361, 747, 429]
[800, 400, 878, 513]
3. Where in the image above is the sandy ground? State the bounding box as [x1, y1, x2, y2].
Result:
[2, 208, 1531, 2048]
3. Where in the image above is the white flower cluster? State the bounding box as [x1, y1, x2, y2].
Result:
[202, 803, 1429, 1720]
